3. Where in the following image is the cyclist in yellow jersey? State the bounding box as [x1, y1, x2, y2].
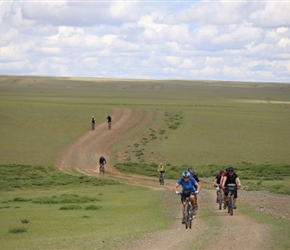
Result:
[157, 163, 166, 177]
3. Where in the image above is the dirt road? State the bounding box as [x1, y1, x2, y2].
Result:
[57, 108, 285, 250]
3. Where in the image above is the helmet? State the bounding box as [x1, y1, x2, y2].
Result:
[92, 116, 94, 118]
[228, 167, 234, 172]
[188, 167, 195, 175]
[219, 170, 224, 174]
[182, 171, 190, 178]
[160, 163, 163, 165]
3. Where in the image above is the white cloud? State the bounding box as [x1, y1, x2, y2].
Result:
[250, 2, 290, 28]
[0, 0, 289, 82]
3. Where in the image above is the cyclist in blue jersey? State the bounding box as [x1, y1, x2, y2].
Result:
[173, 171, 201, 223]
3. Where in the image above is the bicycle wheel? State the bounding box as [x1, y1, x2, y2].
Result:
[188, 205, 192, 229]
[227, 195, 231, 214]
[184, 203, 189, 229]
[218, 191, 222, 210]
[229, 195, 234, 216]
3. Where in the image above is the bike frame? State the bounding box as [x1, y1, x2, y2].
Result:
[215, 184, 223, 210]
[159, 172, 164, 185]
[99, 163, 105, 174]
[227, 184, 237, 216]
[176, 191, 193, 229]
[183, 196, 193, 229]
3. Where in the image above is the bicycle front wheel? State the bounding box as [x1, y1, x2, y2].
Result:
[229, 195, 234, 216]
[184, 203, 189, 229]
[218, 191, 222, 210]
[188, 205, 192, 229]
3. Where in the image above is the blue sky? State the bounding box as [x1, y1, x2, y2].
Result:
[1, 0, 290, 83]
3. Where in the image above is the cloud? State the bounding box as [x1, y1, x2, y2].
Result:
[0, 0, 289, 82]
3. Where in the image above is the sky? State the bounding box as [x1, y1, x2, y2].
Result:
[1, 0, 290, 83]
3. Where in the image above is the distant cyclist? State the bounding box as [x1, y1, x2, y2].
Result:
[99, 155, 107, 173]
[157, 163, 166, 177]
[220, 167, 229, 205]
[213, 170, 224, 203]
[107, 115, 112, 129]
[173, 171, 200, 224]
[91, 116, 96, 130]
[221, 167, 241, 209]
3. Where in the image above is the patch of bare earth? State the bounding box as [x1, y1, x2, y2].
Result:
[56, 108, 289, 250]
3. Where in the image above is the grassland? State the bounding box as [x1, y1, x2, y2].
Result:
[0, 75, 290, 249]
[0, 164, 171, 249]
[1, 76, 290, 166]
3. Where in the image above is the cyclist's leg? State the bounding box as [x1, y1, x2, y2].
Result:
[181, 197, 185, 223]
[189, 194, 196, 207]
[223, 189, 229, 208]
[233, 189, 238, 208]
[216, 189, 219, 202]
[189, 194, 197, 215]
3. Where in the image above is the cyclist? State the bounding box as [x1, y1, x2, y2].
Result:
[173, 171, 201, 224]
[220, 167, 229, 204]
[221, 167, 241, 209]
[157, 163, 166, 178]
[91, 116, 96, 130]
[99, 155, 107, 172]
[213, 170, 224, 203]
[107, 115, 112, 129]
[188, 167, 201, 208]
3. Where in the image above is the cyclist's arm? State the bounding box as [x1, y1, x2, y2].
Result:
[221, 176, 227, 188]
[173, 183, 180, 192]
[213, 178, 217, 186]
[195, 182, 201, 192]
[235, 177, 241, 187]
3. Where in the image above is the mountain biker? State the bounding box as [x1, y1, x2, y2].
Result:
[221, 167, 241, 209]
[213, 170, 224, 203]
[99, 155, 107, 171]
[107, 115, 112, 128]
[91, 116, 96, 129]
[220, 167, 229, 204]
[188, 167, 201, 208]
[157, 163, 166, 178]
[173, 171, 201, 224]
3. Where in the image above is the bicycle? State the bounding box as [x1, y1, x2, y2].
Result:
[107, 121, 111, 130]
[227, 183, 237, 216]
[99, 163, 105, 175]
[175, 191, 197, 229]
[214, 183, 223, 210]
[159, 172, 164, 185]
[91, 122, 95, 130]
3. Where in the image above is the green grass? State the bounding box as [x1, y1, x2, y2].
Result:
[0, 165, 172, 249]
[0, 165, 118, 191]
[114, 162, 290, 194]
[1, 76, 290, 166]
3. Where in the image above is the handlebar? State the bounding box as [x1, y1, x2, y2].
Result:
[175, 190, 199, 195]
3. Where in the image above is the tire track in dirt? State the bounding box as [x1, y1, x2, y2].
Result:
[56, 107, 164, 189]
